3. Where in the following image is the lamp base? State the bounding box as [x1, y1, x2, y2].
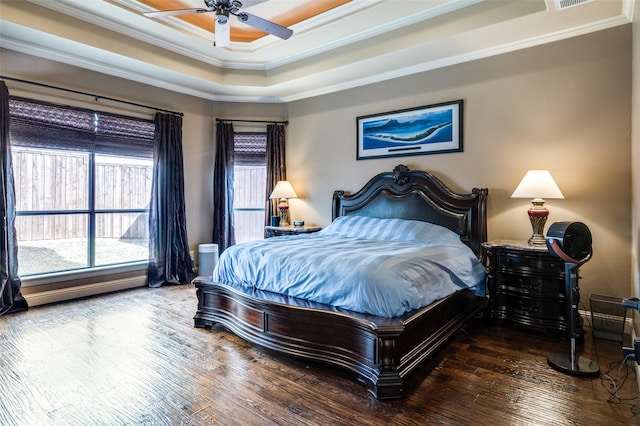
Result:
[527, 201, 549, 246]
[278, 206, 290, 226]
[547, 352, 600, 377]
[528, 234, 547, 246]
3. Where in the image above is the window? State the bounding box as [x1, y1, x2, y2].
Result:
[9, 97, 155, 277]
[233, 133, 266, 243]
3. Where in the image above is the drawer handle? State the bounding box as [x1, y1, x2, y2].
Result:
[521, 281, 541, 291]
[519, 300, 540, 314]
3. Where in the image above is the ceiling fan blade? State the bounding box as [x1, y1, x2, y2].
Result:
[237, 12, 293, 40]
[215, 17, 231, 47]
[237, 0, 270, 8]
[144, 8, 211, 18]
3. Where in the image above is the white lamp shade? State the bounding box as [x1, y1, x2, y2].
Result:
[511, 170, 564, 199]
[269, 181, 298, 199]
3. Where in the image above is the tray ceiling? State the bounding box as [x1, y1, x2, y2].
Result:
[0, 0, 635, 103]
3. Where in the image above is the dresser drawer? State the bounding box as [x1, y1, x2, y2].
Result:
[493, 271, 565, 299]
[495, 252, 564, 276]
[492, 292, 565, 319]
[491, 293, 568, 332]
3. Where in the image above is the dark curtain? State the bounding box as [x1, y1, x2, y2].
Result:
[265, 124, 287, 224]
[147, 112, 193, 287]
[212, 122, 235, 252]
[0, 81, 27, 315]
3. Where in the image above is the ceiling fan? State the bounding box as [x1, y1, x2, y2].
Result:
[143, 0, 293, 47]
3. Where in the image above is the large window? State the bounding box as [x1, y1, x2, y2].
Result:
[233, 133, 266, 243]
[9, 97, 154, 277]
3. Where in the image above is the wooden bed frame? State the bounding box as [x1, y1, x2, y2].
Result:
[194, 164, 489, 399]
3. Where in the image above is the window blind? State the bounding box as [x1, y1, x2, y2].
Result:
[8, 96, 155, 158]
[234, 132, 266, 166]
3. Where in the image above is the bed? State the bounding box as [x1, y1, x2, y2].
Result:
[193, 164, 489, 399]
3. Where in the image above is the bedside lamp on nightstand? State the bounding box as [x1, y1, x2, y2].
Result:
[269, 180, 297, 226]
[511, 170, 564, 246]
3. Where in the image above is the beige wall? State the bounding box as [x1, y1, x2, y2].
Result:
[287, 25, 633, 305]
[1, 24, 634, 306]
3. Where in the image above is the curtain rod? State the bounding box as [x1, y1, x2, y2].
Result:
[1, 75, 184, 117]
[216, 118, 288, 125]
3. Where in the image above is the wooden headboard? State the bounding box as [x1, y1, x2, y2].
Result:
[332, 164, 488, 256]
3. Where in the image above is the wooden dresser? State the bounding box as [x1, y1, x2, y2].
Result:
[483, 240, 584, 339]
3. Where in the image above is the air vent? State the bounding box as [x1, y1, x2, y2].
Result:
[555, 0, 593, 10]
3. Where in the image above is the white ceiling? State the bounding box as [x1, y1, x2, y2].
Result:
[0, 0, 635, 103]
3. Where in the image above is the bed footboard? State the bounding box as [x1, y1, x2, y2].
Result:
[194, 280, 486, 399]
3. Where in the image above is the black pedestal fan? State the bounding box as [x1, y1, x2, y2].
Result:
[545, 221, 600, 377]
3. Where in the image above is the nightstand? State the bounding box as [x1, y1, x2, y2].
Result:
[483, 240, 584, 339]
[265, 225, 322, 238]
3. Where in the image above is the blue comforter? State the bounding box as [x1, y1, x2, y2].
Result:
[213, 215, 486, 318]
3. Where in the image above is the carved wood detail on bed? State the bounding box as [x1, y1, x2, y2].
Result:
[194, 165, 489, 399]
[194, 281, 484, 399]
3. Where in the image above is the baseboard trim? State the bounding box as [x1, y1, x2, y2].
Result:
[579, 308, 634, 339]
[24, 276, 147, 307]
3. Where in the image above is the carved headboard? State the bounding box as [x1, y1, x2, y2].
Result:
[332, 165, 488, 256]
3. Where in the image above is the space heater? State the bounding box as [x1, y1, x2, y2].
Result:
[198, 243, 219, 279]
[545, 221, 600, 376]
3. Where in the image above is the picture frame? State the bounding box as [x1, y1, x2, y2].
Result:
[356, 99, 463, 160]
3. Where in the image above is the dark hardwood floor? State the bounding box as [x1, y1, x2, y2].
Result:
[1, 284, 638, 425]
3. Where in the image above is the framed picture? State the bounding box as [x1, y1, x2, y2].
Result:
[356, 99, 463, 160]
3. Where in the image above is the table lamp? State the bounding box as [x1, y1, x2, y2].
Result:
[269, 180, 297, 226]
[511, 170, 564, 245]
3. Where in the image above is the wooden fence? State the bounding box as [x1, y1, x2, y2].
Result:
[13, 152, 268, 243]
[233, 166, 266, 243]
[12, 150, 152, 241]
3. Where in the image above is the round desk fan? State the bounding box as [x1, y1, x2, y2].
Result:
[545, 221, 600, 377]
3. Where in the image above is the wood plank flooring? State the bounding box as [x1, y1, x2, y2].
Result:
[1, 284, 638, 425]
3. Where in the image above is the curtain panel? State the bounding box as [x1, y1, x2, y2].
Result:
[147, 112, 193, 287]
[265, 124, 287, 225]
[212, 122, 235, 252]
[0, 80, 28, 315]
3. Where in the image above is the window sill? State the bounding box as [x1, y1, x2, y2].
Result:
[21, 262, 149, 307]
[21, 262, 148, 288]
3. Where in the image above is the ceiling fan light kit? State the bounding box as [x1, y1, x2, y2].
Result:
[143, 0, 293, 47]
[215, 14, 231, 47]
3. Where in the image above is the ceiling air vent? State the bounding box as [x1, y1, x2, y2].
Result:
[555, 0, 593, 10]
